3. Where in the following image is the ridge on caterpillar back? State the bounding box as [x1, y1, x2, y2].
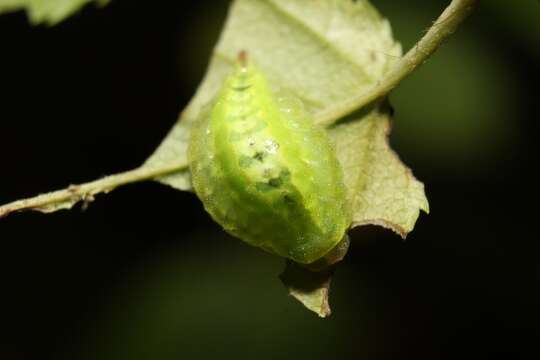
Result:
[189, 51, 351, 267]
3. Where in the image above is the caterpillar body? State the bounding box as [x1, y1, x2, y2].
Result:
[189, 52, 350, 265]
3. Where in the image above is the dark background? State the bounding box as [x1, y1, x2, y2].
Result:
[1, 0, 538, 359]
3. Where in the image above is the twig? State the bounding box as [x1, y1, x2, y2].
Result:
[0, 161, 188, 218]
[315, 0, 478, 126]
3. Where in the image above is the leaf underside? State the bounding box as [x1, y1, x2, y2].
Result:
[143, 0, 428, 316]
[145, 0, 403, 188]
[330, 105, 429, 237]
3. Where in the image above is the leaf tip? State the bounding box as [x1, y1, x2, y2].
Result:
[279, 261, 334, 318]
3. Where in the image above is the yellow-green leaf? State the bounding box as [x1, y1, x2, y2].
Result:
[144, 0, 401, 191]
[143, 0, 427, 315]
[330, 106, 429, 237]
[0, 0, 109, 25]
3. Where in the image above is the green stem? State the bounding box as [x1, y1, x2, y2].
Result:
[0, 161, 188, 218]
[315, 0, 478, 126]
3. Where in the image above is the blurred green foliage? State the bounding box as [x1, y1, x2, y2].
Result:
[0, 0, 108, 25]
[78, 228, 372, 360]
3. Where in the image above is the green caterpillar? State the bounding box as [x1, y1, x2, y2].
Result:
[189, 52, 350, 265]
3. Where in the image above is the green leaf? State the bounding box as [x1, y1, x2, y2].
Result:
[330, 105, 429, 237]
[0, 0, 109, 25]
[144, 1, 429, 234]
[145, 0, 402, 190]
[143, 0, 427, 315]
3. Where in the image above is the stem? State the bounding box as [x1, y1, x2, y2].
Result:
[0, 160, 188, 218]
[315, 0, 478, 126]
